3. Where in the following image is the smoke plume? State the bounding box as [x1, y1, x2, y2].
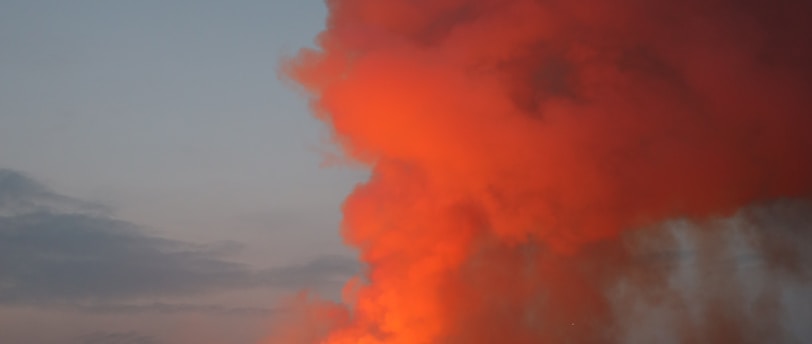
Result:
[271, 0, 812, 342]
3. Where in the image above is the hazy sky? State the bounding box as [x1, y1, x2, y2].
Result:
[0, 1, 365, 343]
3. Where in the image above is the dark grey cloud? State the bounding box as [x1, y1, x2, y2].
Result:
[0, 211, 249, 303]
[73, 331, 161, 344]
[0, 169, 108, 216]
[0, 169, 359, 306]
[10, 301, 277, 317]
[65, 302, 276, 317]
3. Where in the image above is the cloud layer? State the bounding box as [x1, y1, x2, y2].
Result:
[0, 169, 359, 307]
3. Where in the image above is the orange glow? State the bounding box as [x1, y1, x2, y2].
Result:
[272, 0, 812, 342]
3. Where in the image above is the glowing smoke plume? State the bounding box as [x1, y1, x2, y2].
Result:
[270, 0, 812, 342]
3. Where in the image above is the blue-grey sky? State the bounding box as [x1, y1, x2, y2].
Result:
[0, 1, 366, 343]
[0, 0, 367, 262]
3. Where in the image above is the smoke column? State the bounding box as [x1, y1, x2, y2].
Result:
[272, 0, 812, 342]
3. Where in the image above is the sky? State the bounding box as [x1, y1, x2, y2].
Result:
[0, 1, 366, 343]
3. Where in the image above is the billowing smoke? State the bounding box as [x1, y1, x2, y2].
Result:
[269, 0, 812, 342]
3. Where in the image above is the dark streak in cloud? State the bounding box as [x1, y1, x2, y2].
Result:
[73, 331, 161, 344]
[0, 169, 108, 216]
[0, 210, 250, 302]
[0, 169, 359, 306]
[45, 302, 278, 317]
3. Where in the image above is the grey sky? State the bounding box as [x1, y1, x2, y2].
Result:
[0, 1, 365, 343]
[0, 0, 366, 264]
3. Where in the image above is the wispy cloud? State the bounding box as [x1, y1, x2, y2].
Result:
[58, 302, 277, 317]
[0, 169, 358, 307]
[72, 331, 161, 344]
[0, 169, 108, 216]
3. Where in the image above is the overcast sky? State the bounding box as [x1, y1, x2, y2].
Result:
[0, 1, 366, 343]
